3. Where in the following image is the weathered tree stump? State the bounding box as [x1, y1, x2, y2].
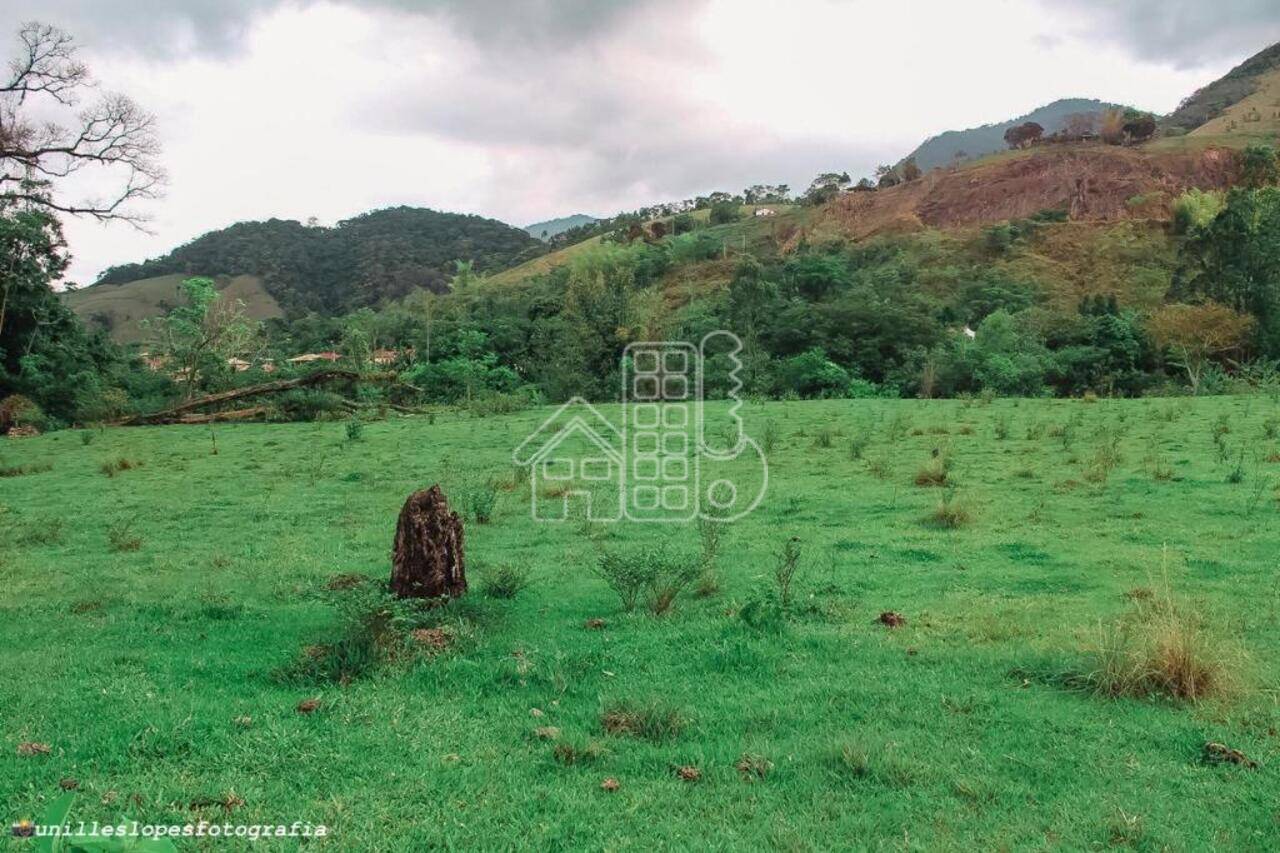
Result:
[390, 485, 466, 599]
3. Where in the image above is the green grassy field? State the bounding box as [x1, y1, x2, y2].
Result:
[2, 396, 1279, 849]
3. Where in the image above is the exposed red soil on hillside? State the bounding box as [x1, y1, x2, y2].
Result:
[812, 144, 1240, 241]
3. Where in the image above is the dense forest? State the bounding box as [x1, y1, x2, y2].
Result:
[93, 207, 545, 315]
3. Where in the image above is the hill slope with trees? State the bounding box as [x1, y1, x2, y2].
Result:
[899, 98, 1125, 171]
[87, 207, 544, 319]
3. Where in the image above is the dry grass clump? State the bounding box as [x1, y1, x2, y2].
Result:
[1080, 576, 1245, 702]
[914, 451, 951, 487]
[600, 699, 687, 741]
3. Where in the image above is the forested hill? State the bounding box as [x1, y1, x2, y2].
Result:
[92, 207, 544, 316]
[901, 98, 1123, 171]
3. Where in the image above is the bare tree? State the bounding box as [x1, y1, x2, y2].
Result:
[0, 22, 164, 224]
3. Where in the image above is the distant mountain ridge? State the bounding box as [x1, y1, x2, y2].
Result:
[900, 98, 1125, 171]
[525, 213, 599, 240]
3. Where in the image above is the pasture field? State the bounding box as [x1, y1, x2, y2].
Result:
[2, 395, 1279, 850]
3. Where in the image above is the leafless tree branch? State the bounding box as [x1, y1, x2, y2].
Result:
[0, 22, 164, 226]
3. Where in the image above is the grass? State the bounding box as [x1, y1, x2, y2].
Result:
[0, 396, 1278, 847]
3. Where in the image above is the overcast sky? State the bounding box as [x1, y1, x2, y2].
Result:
[8, 0, 1280, 285]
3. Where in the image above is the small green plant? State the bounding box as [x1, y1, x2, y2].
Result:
[99, 457, 140, 478]
[694, 516, 723, 597]
[345, 418, 365, 441]
[928, 487, 972, 529]
[761, 418, 779, 454]
[464, 481, 499, 523]
[595, 546, 697, 614]
[914, 452, 950, 487]
[1263, 414, 1279, 441]
[813, 426, 834, 448]
[275, 587, 405, 685]
[480, 564, 532, 599]
[847, 429, 871, 460]
[107, 517, 143, 552]
[1083, 431, 1122, 484]
[993, 415, 1010, 441]
[773, 536, 803, 609]
[79, 430, 95, 446]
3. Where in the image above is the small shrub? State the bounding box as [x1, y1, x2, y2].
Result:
[1083, 433, 1122, 484]
[694, 516, 723, 597]
[813, 426, 834, 448]
[463, 481, 499, 524]
[913, 455, 950, 487]
[100, 457, 141, 478]
[761, 419, 779, 454]
[106, 518, 142, 552]
[600, 699, 687, 741]
[993, 415, 1010, 441]
[847, 430, 870, 460]
[481, 564, 531, 599]
[344, 419, 365, 441]
[773, 536, 803, 609]
[1263, 415, 1279, 441]
[275, 588, 404, 685]
[927, 488, 972, 529]
[79, 431, 95, 446]
[595, 546, 697, 615]
[739, 586, 786, 632]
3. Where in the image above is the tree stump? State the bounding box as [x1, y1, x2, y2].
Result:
[390, 485, 466, 599]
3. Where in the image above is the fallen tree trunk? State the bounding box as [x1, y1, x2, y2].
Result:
[163, 406, 270, 425]
[115, 370, 408, 425]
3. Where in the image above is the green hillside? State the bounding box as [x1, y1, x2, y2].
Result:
[900, 98, 1124, 171]
[1164, 40, 1280, 132]
[64, 273, 283, 345]
[91, 207, 545, 319]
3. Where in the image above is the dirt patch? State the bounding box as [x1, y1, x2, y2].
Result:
[296, 698, 320, 714]
[1202, 742, 1257, 769]
[599, 777, 620, 792]
[811, 144, 1240, 243]
[411, 627, 453, 650]
[736, 753, 772, 781]
[324, 572, 368, 591]
[674, 765, 701, 782]
[584, 618, 607, 630]
[17, 742, 51, 756]
[878, 611, 906, 629]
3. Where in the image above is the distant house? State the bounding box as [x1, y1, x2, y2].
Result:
[754, 207, 777, 217]
[371, 348, 414, 366]
[287, 351, 342, 364]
